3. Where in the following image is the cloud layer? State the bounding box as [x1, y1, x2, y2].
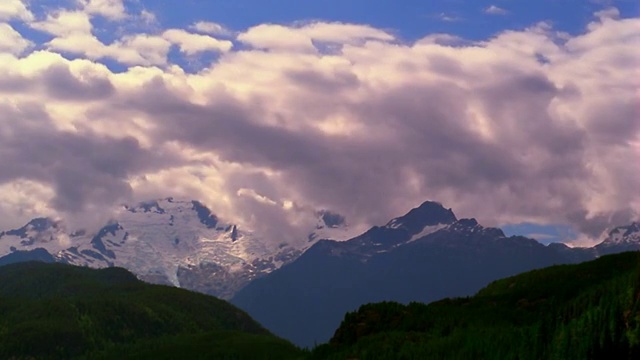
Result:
[0, 1, 638, 244]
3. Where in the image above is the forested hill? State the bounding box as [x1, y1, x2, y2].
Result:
[2, 253, 638, 359]
[312, 251, 640, 359]
[0, 262, 303, 360]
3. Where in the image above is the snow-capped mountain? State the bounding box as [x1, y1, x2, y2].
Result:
[321, 201, 456, 260]
[595, 222, 640, 255]
[0, 198, 356, 299]
[0, 218, 72, 257]
[0, 196, 637, 350]
[1, 197, 637, 307]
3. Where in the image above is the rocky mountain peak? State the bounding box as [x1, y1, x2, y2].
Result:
[385, 201, 457, 234]
[3, 218, 58, 238]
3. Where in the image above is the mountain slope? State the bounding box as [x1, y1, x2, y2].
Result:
[0, 198, 357, 299]
[596, 222, 640, 255]
[312, 251, 640, 359]
[2, 198, 638, 350]
[231, 201, 596, 347]
[0, 247, 55, 266]
[0, 261, 302, 360]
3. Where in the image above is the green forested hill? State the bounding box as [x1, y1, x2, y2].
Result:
[312, 251, 640, 360]
[0, 262, 303, 360]
[2, 253, 639, 359]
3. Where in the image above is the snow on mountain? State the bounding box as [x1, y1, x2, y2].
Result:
[384, 201, 457, 234]
[0, 198, 352, 299]
[408, 223, 448, 242]
[307, 210, 363, 243]
[595, 222, 640, 255]
[309, 201, 459, 260]
[2, 196, 634, 300]
[601, 222, 640, 245]
[0, 218, 71, 255]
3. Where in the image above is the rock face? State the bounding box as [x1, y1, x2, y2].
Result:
[0, 198, 355, 299]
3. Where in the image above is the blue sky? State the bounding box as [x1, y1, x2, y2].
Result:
[145, 0, 638, 40]
[0, 0, 638, 246]
[17, 1, 640, 66]
[502, 223, 579, 244]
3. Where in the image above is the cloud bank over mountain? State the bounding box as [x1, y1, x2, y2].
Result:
[0, 1, 637, 244]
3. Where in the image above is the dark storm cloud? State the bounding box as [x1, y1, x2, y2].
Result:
[350, 81, 525, 188]
[586, 99, 639, 145]
[0, 73, 34, 93]
[120, 77, 332, 168]
[568, 208, 637, 238]
[1, 15, 636, 243]
[286, 68, 360, 93]
[111, 54, 636, 238]
[0, 101, 178, 214]
[116, 77, 518, 224]
[41, 63, 115, 101]
[427, 54, 464, 77]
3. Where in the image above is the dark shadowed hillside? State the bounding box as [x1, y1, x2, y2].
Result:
[0, 262, 303, 360]
[311, 251, 640, 359]
[232, 202, 597, 347]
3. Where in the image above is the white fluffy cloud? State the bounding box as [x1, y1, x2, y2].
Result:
[163, 29, 233, 55]
[31, 10, 93, 37]
[191, 21, 232, 36]
[0, 0, 33, 22]
[79, 0, 127, 20]
[0, 23, 31, 54]
[485, 5, 509, 15]
[45, 33, 171, 66]
[33, 18, 229, 65]
[238, 22, 395, 52]
[0, 4, 637, 244]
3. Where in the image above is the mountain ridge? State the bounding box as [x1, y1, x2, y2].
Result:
[0, 197, 357, 299]
[1, 198, 638, 346]
[231, 201, 638, 347]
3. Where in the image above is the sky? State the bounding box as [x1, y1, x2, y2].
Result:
[0, 0, 638, 246]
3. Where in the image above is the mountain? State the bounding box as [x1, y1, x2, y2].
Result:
[311, 251, 640, 359]
[596, 222, 640, 255]
[231, 201, 599, 347]
[0, 261, 303, 360]
[2, 247, 634, 359]
[0, 248, 56, 266]
[2, 198, 637, 348]
[0, 198, 356, 299]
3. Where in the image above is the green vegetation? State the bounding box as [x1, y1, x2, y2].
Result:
[2, 252, 639, 359]
[311, 251, 640, 359]
[0, 262, 304, 360]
